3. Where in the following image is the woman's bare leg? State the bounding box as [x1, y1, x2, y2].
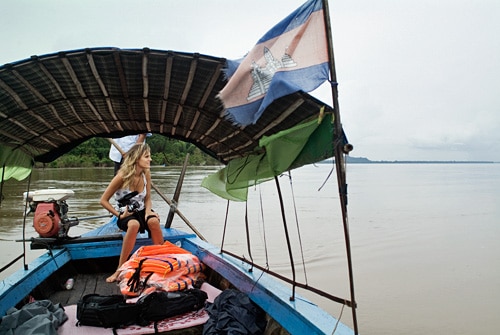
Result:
[106, 220, 140, 283]
[147, 217, 164, 245]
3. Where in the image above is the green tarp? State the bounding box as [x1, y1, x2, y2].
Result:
[0, 110, 337, 196]
[0, 146, 33, 181]
[202, 111, 335, 201]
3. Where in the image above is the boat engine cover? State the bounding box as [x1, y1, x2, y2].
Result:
[33, 202, 61, 237]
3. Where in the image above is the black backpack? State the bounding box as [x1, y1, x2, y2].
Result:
[203, 289, 267, 335]
[136, 288, 208, 327]
[76, 294, 140, 329]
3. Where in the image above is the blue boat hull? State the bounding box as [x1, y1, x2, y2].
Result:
[0, 219, 354, 335]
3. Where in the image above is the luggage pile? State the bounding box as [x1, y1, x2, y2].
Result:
[117, 241, 206, 296]
[77, 241, 208, 330]
[77, 288, 208, 330]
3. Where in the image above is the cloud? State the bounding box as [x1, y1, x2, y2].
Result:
[1, 0, 499, 161]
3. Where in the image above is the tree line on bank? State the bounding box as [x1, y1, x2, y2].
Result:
[40, 135, 220, 168]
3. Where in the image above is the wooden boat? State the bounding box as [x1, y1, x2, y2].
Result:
[0, 195, 355, 334]
[0, 2, 359, 334]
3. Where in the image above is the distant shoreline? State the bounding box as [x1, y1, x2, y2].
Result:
[325, 157, 497, 164]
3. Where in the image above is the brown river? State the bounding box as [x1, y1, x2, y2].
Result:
[1, 163, 499, 334]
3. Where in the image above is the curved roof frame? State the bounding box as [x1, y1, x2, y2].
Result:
[0, 47, 334, 165]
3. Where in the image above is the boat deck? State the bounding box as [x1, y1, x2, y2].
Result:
[35, 260, 209, 335]
[47, 272, 121, 306]
[2, 225, 339, 334]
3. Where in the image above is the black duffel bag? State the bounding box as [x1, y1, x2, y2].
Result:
[76, 294, 139, 329]
[136, 288, 208, 326]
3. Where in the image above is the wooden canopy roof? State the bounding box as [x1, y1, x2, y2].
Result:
[0, 47, 333, 164]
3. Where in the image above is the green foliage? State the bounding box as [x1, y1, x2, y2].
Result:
[48, 135, 220, 168]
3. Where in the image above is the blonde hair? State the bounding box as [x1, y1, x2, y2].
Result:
[119, 143, 150, 189]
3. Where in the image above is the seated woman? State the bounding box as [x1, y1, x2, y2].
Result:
[100, 143, 163, 283]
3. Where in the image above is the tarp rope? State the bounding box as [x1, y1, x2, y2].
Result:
[244, 202, 254, 272]
[21, 171, 33, 270]
[285, 171, 309, 284]
[318, 162, 334, 192]
[258, 187, 270, 269]
[219, 200, 230, 253]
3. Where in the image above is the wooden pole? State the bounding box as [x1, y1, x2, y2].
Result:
[322, 0, 359, 333]
[151, 183, 206, 241]
[106, 138, 206, 241]
[165, 153, 189, 228]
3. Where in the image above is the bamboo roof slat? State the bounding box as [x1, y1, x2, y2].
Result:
[0, 48, 334, 164]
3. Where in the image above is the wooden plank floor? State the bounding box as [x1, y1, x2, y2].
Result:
[49, 272, 121, 306]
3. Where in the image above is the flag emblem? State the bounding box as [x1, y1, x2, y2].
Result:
[219, 0, 329, 125]
[247, 47, 297, 100]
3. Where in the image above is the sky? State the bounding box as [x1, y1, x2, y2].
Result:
[1, 0, 499, 162]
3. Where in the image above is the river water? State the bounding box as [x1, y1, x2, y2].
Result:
[0, 163, 499, 335]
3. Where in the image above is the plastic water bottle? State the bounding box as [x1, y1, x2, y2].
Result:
[65, 278, 74, 290]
